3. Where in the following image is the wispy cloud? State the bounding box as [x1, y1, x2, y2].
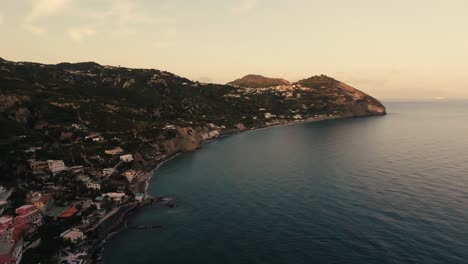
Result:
[23, 0, 72, 35]
[90, 0, 173, 26]
[67, 26, 96, 42]
[231, 0, 258, 15]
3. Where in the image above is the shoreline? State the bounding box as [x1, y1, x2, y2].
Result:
[141, 114, 345, 195]
[97, 113, 383, 262]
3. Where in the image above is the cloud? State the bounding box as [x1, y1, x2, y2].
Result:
[23, 0, 72, 35]
[90, 0, 172, 26]
[67, 26, 96, 42]
[231, 0, 258, 15]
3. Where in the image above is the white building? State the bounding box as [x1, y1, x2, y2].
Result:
[122, 170, 137, 183]
[102, 168, 115, 177]
[92, 136, 104, 142]
[293, 114, 303, 120]
[85, 182, 101, 190]
[103, 193, 126, 203]
[105, 147, 124, 155]
[119, 154, 134, 163]
[47, 160, 66, 174]
[135, 193, 145, 202]
[60, 228, 85, 243]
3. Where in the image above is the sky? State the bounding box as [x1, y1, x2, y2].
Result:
[1, 0, 468, 101]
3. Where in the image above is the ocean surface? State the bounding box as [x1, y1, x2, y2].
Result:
[104, 101, 468, 264]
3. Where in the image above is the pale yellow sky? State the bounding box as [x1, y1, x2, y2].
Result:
[1, 0, 468, 100]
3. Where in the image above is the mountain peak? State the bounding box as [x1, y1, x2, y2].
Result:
[227, 74, 290, 88]
[55, 61, 102, 71]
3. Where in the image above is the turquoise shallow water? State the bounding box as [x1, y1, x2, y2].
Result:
[105, 102, 468, 264]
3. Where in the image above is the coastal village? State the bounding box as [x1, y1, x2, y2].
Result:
[0, 118, 226, 263]
[0, 58, 386, 263]
[0, 139, 151, 263]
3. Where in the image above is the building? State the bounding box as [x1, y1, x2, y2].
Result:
[102, 168, 115, 177]
[135, 193, 145, 202]
[0, 205, 43, 263]
[92, 136, 104, 142]
[94, 196, 104, 209]
[103, 193, 126, 203]
[14, 205, 43, 234]
[0, 229, 23, 264]
[119, 154, 134, 163]
[29, 160, 48, 174]
[59, 249, 89, 264]
[60, 228, 85, 243]
[58, 207, 78, 218]
[47, 160, 66, 175]
[85, 182, 101, 190]
[122, 170, 137, 183]
[68, 166, 84, 174]
[0, 217, 13, 231]
[0, 204, 42, 264]
[85, 133, 104, 142]
[104, 147, 123, 155]
[77, 175, 101, 190]
[26, 192, 53, 211]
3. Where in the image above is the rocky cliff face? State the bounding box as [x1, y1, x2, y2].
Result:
[0, 58, 385, 181]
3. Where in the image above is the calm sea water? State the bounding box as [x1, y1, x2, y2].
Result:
[104, 102, 468, 264]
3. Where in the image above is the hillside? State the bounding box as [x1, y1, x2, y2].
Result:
[0, 58, 386, 184]
[227, 74, 290, 88]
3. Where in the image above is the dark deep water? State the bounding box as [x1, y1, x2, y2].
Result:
[104, 102, 468, 264]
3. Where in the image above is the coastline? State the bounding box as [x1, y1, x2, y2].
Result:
[97, 113, 384, 262]
[141, 114, 345, 195]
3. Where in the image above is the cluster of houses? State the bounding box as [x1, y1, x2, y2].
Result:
[29, 159, 67, 175]
[0, 147, 146, 263]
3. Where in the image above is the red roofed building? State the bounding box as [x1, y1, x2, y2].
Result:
[14, 205, 42, 234]
[0, 204, 45, 264]
[58, 206, 78, 218]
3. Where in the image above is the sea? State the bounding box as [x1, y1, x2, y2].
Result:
[104, 101, 468, 264]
